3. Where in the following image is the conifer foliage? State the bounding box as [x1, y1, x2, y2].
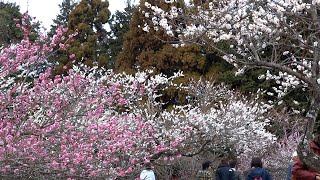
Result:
[115, 0, 206, 75]
[49, 0, 77, 36]
[0, 2, 22, 47]
[52, 0, 110, 75]
[106, 3, 133, 69]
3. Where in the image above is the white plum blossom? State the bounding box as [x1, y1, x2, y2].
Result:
[225, 14, 232, 21]
[165, 0, 175, 3]
[142, 25, 150, 32]
[283, 51, 290, 55]
[145, 2, 151, 8]
[142, 0, 320, 172]
[313, 0, 320, 5]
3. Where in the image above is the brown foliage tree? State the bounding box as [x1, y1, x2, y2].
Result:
[115, 0, 206, 76]
[52, 0, 110, 75]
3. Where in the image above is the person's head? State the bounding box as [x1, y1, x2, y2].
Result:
[202, 160, 213, 170]
[229, 160, 237, 168]
[144, 162, 152, 170]
[221, 157, 229, 164]
[250, 157, 263, 168]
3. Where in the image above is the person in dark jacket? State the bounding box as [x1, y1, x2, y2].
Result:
[216, 158, 231, 180]
[292, 132, 320, 180]
[229, 160, 242, 180]
[245, 157, 272, 180]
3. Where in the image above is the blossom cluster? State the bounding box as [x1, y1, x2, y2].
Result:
[0, 10, 300, 179]
[142, 0, 320, 111]
[0, 35, 278, 178]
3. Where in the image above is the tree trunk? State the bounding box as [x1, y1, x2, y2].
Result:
[297, 94, 320, 172]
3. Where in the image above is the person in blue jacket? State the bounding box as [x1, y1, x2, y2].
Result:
[216, 158, 231, 180]
[245, 157, 272, 180]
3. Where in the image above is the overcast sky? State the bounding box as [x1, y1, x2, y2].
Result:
[4, 0, 136, 29]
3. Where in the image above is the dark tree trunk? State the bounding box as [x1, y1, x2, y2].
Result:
[297, 93, 320, 172]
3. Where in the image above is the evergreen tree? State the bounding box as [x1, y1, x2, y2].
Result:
[49, 0, 77, 35]
[115, 0, 213, 108]
[0, 2, 41, 47]
[52, 0, 110, 75]
[115, 0, 206, 75]
[0, 2, 22, 47]
[106, 2, 133, 69]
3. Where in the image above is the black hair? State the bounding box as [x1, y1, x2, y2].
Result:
[144, 162, 152, 170]
[229, 160, 237, 168]
[250, 157, 263, 168]
[202, 160, 212, 170]
[221, 157, 229, 164]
